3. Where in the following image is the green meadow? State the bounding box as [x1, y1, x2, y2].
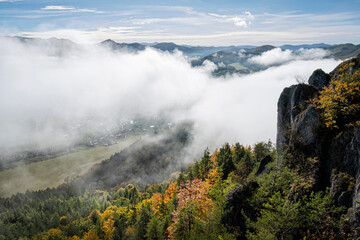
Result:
[0, 135, 142, 197]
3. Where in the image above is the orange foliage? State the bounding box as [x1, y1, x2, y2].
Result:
[150, 192, 163, 214]
[167, 178, 214, 239]
[164, 181, 178, 203]
[148, 184, 159, 192]
[176, 179, 213, 216]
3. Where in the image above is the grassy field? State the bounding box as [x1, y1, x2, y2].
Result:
[229, 62, 248, 70]
[0, 135, 142, 197]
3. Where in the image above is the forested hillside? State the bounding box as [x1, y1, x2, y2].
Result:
[0, 140, 354, 239]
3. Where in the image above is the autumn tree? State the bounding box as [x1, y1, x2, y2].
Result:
[313, 64, 360, 129]
[168, 179, 213, 239]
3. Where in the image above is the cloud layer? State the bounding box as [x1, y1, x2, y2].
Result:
[0, 38, 340, 159]
[248, 47, 330, 66]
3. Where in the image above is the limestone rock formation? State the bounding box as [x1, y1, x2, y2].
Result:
[276, 55, 360, 225]
[308, 69, 331, 91]
[276, 83, 319, 159]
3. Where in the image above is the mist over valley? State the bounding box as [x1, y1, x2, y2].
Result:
[0, 36, 347, 196]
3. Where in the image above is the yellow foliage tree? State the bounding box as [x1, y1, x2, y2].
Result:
[167, 178, 214, 239]
[206, 168, 220, 186]
[68, 236, 81, 240]
[82, 230, 100, 240]
[164, 181, 178, 203]
[101, 205, 117, 221]
[102, 218, 115, 240]
[150, 192, 163, 214]
[46, 228, 64, 240]
[313, 64, 360, 129]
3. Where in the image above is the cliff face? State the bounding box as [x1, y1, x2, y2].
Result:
[276, 83, 320, 158]
[276, 54, 360, 223]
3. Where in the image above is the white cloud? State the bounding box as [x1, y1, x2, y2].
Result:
[248, 48, 294, 65]
[42, 6, 75, 10]
[298, 48, 330, 59]
[0, 37, 340, 158]
[248, 48, 330, 66]
[15, 24, 360, 46]
[232, 16, 248, 27]
[208, 13, 226, 18]
[208, 11, 254, 28]
[41, 5, 103, 13]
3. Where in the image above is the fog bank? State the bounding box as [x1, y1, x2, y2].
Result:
[0, 38, 340, 160]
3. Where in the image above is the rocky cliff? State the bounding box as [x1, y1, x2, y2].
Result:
[276, 54, 360, 225]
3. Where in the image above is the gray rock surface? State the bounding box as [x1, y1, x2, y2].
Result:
[255, 155, 273, 176]
[308, 69, 331, 91]
[276, 83, 319, 160]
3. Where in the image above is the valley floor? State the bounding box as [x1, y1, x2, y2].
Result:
[0, 135, 142, 197]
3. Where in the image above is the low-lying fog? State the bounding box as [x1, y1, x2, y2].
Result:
[0, 37, 340, 162]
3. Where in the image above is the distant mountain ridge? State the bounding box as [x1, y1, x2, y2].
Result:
[101, 39, 145, 52]
[99, 39, 255, 57]
[280, 43, 334, 51]
[3, 36, 360, 76]
[3, 36, 359, 59]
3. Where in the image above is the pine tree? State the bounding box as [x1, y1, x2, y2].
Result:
[135, 202, 153, 240]
[200, 148, 212, 178]
[177, 171, 185, 186]
[146, 215, 164, 240]
[218, 143, 235, 180]
[233, 143, 245, 165]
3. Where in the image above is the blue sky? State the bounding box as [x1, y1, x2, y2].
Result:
[0, 0, 359, 45]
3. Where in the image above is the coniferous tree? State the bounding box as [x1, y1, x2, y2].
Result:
[177, 171, 185, 186]
[233, 143, 246, 165]
[218, 143, 235, 180]
[146, 214, 164, 240]
[135, 202, 153, 240]
[200, 148, 212, 179]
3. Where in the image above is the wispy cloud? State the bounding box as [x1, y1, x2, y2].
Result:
[1, 4, 360, 45]
[41, 5, 103, 13]
[208, 11, 254, 28]
[42, 6, 75, 10]
[256, 11, 360, 30]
